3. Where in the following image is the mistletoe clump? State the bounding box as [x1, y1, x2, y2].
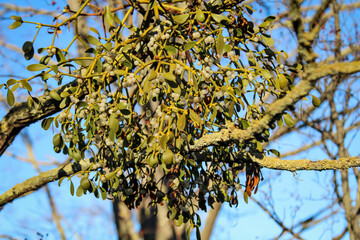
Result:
[4, 0, 299, 232]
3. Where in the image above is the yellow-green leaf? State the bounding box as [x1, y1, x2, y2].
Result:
[89, 27, 100, 36]
[177, 114, 186, 131]
[7, 79, 16, 86]
[50, 90, 62, 101]
[283, 113, 295, 127]
[41, 117, 54, 130]
[211, 13, 231, 23]
[70, 181, 74, 196]
[278, 74, 288, 89]
[10, 15, 22, 22]
[7, 89, 15, 106]
[8, 21, 22, 30]
[20, 80, 32, 92]
[270, 149, 281, 157]
[104, 6, 114, 26]
[164, 45, 177, 55]
[184, 41, 196, 51]
[162, 149, 174, 165]
[189, 109, 202, 124]
[163, 72, 176, 82]
[311, 94, 321, 107]
[76, 185, 84, 197]
[173, 14, 189, 24]
[243, 192, 249, 204]
[27, 64, 47, 71]
[216, 31, 225, 56]
[262, 35, 274, 46]
[143, 78, 152, 94]
[87, 35, 101, 46]
[53, 133, 61, 147]
[195, 11, 206, 22]
[109, 113, 119, 133]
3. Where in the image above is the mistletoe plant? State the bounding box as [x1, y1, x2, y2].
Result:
[4, 0, 302, 234]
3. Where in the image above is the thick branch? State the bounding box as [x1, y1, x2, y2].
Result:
[0, 159, 92, 208]
[0, 82, 78, 156]
[254, 156, 360, 171]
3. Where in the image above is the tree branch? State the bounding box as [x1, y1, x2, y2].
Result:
[0, 158, 93, 208]
[253, 156, 360, 171]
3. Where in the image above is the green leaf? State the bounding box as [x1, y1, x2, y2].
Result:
[243, 192, 249, 204]
[177, 114, 186, 131]
[21, 80, 32, 92]
[160, 135, 168, 151]
[109, 113, 119, 133]
[146, 70, 157, 81]
[70, 181, 74, 196]
[60, 91, 70, 98]
[216, 31, 225, 55]
[164, 45, 177, 55]
[283, 113, 295, 127]
[244, 5, 255, 14]
[122, 60, 132, 68]
[89, 27, 100, 36]
[211, 13, 231, 23]
[262, 35, 274, 46]
[27, 96, 33, 108]
[261, 69, 272, 79]
[278, 74, 288, 89]
[100, 187, 107, 200]
[105, 6, 114, 26]
[10, 15, 22, 22]
[174, 215, 183, 227]
[50, 90, 62, 101]
[143, 78, 152, 94]
[50, 65, 58, 74]
[87, 35, 101, 46]
[118, 102, 127, 110]
[41, 117, 54, 130]
[76, 185, 84, 197]
[259, 16, 276, 28]
[189, 109, 202, 124]
[8, 21, 22, 30]
[104, 42, 112, 51]
[7, 89, 15, 106]
[173, 14, 189, 24]
[58, 176, 66, 187]
[55, 48, 66, 62]
[113, 69, 126, 76]
[53, 133, 61, 147]
[224, 44, 232, 53]
[27, 64, 47, 71]
[270, 149, 281, 157]
[40, 55, 50, 65]
[22, 41, 33, 53]
[184, 41, 196, 51]
[11, 84, 19, 92]
[311, 94, 321, 107]
[59, 97, 68, 109]
[24, 50, 35, 60]
[195, 10, 206, 22]
[6, 79, 16, 86]
[163, 72, 176, 82]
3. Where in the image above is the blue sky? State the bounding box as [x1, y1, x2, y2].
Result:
[0, 0, 359, 239]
